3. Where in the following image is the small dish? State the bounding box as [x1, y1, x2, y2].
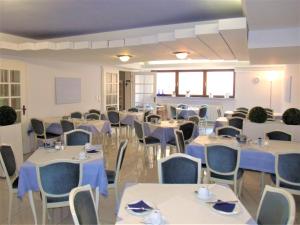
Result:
[126, 200, 154, 216]
[211, 201, 241, 215]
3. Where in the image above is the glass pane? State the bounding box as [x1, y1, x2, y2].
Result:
[0, 69, 9, 82]
[135, 94, 143, 103]
[10, 70, 20, 82]
[144, 84, 153, 93]
[112, 73, 117, 83]
[112, 84, 117, 93]
[106, 95, 111, 104]
[112, 95, 117, 104]
[135, 84, 144, 93]
[11, 98, 21, 109]
[16, 111, 21, 123]
[143, 94, 153, 103]
[0, 84, 9, 96]
[206, 71, 234, 96]
[178, 72, 204, 95]
[106, 84, 111, 94]
[135, 75, 144, 83]
[156, 72, 176, 95]
[106, 73, 112, 83]
[144, 75, 154, 83]
[11, 84, 21, 96]
[0, 98, 9, 106]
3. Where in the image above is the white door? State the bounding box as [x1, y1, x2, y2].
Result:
[133, 72, 156, 110]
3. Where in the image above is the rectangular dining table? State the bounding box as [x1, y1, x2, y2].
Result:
[116, 183, 256, 225]
[17, 145, 108, 225]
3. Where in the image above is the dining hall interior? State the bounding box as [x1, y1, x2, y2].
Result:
[0, 0, 300, 224]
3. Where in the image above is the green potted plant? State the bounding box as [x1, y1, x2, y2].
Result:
[248, 106, 267, 123]
[282, 108, 300, 125]
[0, 105, 17, 126]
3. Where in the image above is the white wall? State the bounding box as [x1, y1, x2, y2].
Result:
[283, 64, 300, 109]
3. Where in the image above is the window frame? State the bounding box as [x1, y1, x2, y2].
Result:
[153, 69, 235, 98]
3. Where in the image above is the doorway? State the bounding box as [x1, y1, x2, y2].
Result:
[119, 71, 133, 110]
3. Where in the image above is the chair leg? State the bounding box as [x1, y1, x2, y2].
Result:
[95, 187, 99, 212]
[42, 198, 47, 225]
[234, 180, 238, 195]
[238, 177, 244, 198]
[8, 192, 12, 225]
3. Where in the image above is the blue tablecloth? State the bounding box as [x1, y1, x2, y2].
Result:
[18, 159, 108, 198]
[186, 144, 275, 173]
[77, 120, 112, 134]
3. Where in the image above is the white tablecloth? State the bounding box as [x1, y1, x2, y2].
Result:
[116, 183, 255, 225]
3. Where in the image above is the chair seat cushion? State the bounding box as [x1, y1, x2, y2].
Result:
[111, 123, 127, 127]
[139, 136, 160, 144]
[12, 176, 19, 189]
[37, 133, 61, 139]
[106, 170, 116, 184]
[167, 139, 176, 146]
[270, 174, 300, 190]
[47, 196, 69, 203]
[211, 169, 244, 180]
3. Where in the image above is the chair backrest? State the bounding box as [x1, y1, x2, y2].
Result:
[88, 109, 101, 115]
[257, 185, 295, 225]
[266, 131, 292, 141]
[228, 117, 244, 130]
[236, 107, 248, 113]
[170, 105, 177, 119]
[128, 107, 138, 112]
[232, 112, 246, 118]
[107, 111, 120, 124]
[0, 145, 16, 189]
[64, 129, 92, 146]
[60, 120, 75, 133]
[133, 120, 144, 141]
[69, 185, 100, 225]
[174, 129, 185, 153]
[71, 112, 82, 119]
[158, 153, 201, 184]
[216, 126, 241, 137]
[275, 153, 300, 189]
[188, 115, 200, 125]
[179, 122, 195, 141]
[31, 118, 45, 136]
[177, 104, 188, 109]
[107, 106, 116, 111]
[146, 114, 161, 123]
[114, 140, 128, 182]
[216, 107, 222, 117]
[205, 144, 240, 177]
[37, 160, 82, 199]
[143, 110, 152, 122]
[85, 113, 100, 120]
[199, 106, 208, 118]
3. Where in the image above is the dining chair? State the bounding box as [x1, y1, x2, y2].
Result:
[128, 107, 139, 112]
[199, 105, 208, 133]
[143, 110, 152, 122]
[158, 153, 201, 184]
[170, 105, 177, 119]
[216, 126, 241, 137]
[205, 144, 244, 196]
[232, 112, 247, 118]
[88, 109, 101, 115]
[228, 117, 244, 130]
[235, 107, 249, 114]
[271, 152, 300, 195]
[31, 118, 61, 146]
[36, 160, 82, 225]
[266, 130, 292, 141]
[134, 120, 160, 157]
[70, 112, 82, 119]
[64, 129, 92, 146]
[256, 185, 295, 225]
[177, 104, 188, 109]
[174, 129, 185, 153]
[85, 113, 100, 120]
[146, 114, 161, 123]
[107, 106, 116, 111]
[69, 185, 100, 225]
[106, 140, 128, 205]
[107, 110, 127, 138]
[60, 119, 75, 133]
[0, 145, 19, 225]
[167, 121, 195, 149]
[188, 115, 200, 126]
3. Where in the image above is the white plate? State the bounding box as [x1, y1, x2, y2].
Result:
[211, 202, 241, 215]
[126, 200, 154, 216]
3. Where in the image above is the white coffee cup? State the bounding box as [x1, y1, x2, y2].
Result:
[79, 151, 86, 160]
[197, 187, 210, 199]
[148, 210, 162, 225]
[84, 143, 92, 150]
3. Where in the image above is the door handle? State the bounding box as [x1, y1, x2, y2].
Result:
[22, 105, 27, 115]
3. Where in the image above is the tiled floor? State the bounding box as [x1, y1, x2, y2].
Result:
[0, 127, 299, 225]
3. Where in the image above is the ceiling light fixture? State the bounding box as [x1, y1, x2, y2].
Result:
[118, 55, 131, 62]
[174, 51, 189, 60]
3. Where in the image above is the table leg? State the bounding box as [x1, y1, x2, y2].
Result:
[28, 190, 37, 225]
[260, 172, 265, 193]
[95, 187, 99, 212]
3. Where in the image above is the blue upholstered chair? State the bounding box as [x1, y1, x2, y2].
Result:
[36, 161, 82, 225]
[236, 107, 248, 113]
[228, 117, 244, 130]
[174, 129, 185, 153]
[216, 126, 241, 137]
[271, 153, 300, 195]
[177, 104, 188, 109]
[106, 140, 128, 204]
[64, 129, 92, 146]
[266, 131, 292, 141]
[256, 185, 295, 225]
[158, 153, 201, 184]
[170, 105, 177, 119]
[88, 109, 101, 115]
[232, 112, 247, 118]
[70, 112, 82, 119]
[128, 107, 139, 112]
[107, 110, 127, 138]
[60, 119, 75, 133]
[85, 113, 100, 120]
[107, 106, 116, 111]
[143, 110, 152, 122]
[146, 114, 161, 123]
[199, 105, 208, 133]
[69, 185, 100, 225]
[205, 144, 244, 196]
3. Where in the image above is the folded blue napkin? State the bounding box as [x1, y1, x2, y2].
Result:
[86, 149, 99, 153]
[213, 200, 236, 213]
[127, 200, 152, 213]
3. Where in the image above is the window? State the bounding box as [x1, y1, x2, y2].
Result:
[156, 72, 176, 95]
[154, 69, 235, 98]
[206, 71, 234, 97]
[135, 74, 155, 107]
[178, 71, 203, 96]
